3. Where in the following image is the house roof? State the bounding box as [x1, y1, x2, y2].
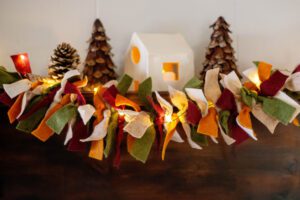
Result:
[133, 33, 193, 55]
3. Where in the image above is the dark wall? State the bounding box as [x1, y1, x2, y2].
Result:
[0, 107, 299, 200]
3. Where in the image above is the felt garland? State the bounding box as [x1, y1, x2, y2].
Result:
[0, 61, 300, 166]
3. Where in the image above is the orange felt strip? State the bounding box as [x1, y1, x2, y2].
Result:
[115, 94, 141, 111]
[31, 94, 71, 142]
[292, 118, 300, 127]
[162, 114, 179, 161]
[258, 62, 272, 82]
[88, 87, 106, 160]
[31, 81, 42, 89]
[243, 81, 259, 92]
[73, 76, 88, 88]
[89, 139, 104, 160]
[237, 106, 252, 129]
[7, 93, 24, 124]
[197, 107, 218, 138]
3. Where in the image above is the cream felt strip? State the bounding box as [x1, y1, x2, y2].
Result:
[124, 111, 153, 139]
[223, 71, 242, 97]
[117, 109, 139, 122]
[210, 136, 219, 144]
[64, 117, 76, 145]
[182, 122, 202, 149]
[252, 104, 279, 134]
[155, 91, 173, 116]
[274, 91, 300, 123]
[217, 120, 235, 145]
[185, 88, 208, 116]
[3, 79, 32, 99]
[53, 70, 80, 103]
[170, 131, 184, 143]
[80, 109, 111, 142]
[103, 80, 118, 88]
[78, 104, 96, 125]
[236, 117, 257, 140]
[285, 72, 300, 92]
[204, 68, 221, 104]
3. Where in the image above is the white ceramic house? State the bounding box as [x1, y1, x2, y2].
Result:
[124, 33, 195, 91]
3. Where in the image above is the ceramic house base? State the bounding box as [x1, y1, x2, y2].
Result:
[124, 33, 195, 91]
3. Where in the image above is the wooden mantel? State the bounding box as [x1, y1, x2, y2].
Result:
[0, 94, 300, 199]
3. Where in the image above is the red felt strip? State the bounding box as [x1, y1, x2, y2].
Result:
[113, 115, 125, 168]
[260, 70, 289, 96]
[186, 100, 202, 126]
[64, 82, 86, 105]
[232, 123, 249, 145]
[146, 96, 165, 150]
[67, 118, 89, 152]
[216, 89, 237, 112]
[0, 92, 15, 107]
[293, 64, 300, 73]
[18, 87, 59, 120]
[102, 85, 119, 107]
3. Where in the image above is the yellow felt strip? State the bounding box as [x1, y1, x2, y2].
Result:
[31, 94, 71, 142]
[7, 93, 24, 124]
[115, 94, 141, 112]
[258, 62, 272, 82]
[162, 114, 179, 160]
[89, 140, 104, 160]
[197, 107, 218, 138]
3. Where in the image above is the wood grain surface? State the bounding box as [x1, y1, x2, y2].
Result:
[0, 106, 299, 200]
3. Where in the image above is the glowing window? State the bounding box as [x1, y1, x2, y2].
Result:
[131, 46, 140, 64]
[162, 62, 179, 81]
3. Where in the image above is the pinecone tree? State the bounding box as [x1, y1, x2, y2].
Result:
[200, 16, 241, 80]
[83, 18, 117, 90]
[48, 42, 80, 80]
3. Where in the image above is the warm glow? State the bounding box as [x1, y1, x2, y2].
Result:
[93, 87, 99, 94]
[131, 46, 140, 64]
[251, 73, 261, 87]
[165, 114, 172, 123]
[20, 54, 25, 60]
[42, 78, 60, 88]
[162, 62, 179, 81]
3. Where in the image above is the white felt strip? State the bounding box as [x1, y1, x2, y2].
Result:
[3, 79, 32, 99]
[185, 88, 208, 116]
[80, 109, 111, 142]
[78, 104, 96, 125]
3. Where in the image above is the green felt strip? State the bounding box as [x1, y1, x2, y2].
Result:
[104, 111, 118, 158]
[46, 104, 77, 134]
[16, 107, 48, 133]
[183, 77, 203, 90]
[262, 97, 296, 125]
[219, 110, 230, 135]
[129, 125, 156, 163]
[241, 87, 257, 107]
[191, 126, 208, 146]
[138, 77, 152, 109]
[117, 74, 133, 95]
[0, 67, 20, 88]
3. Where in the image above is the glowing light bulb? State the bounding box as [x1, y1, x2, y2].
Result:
[93, 87, 99, 94]
[165, 114, 172, 123]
